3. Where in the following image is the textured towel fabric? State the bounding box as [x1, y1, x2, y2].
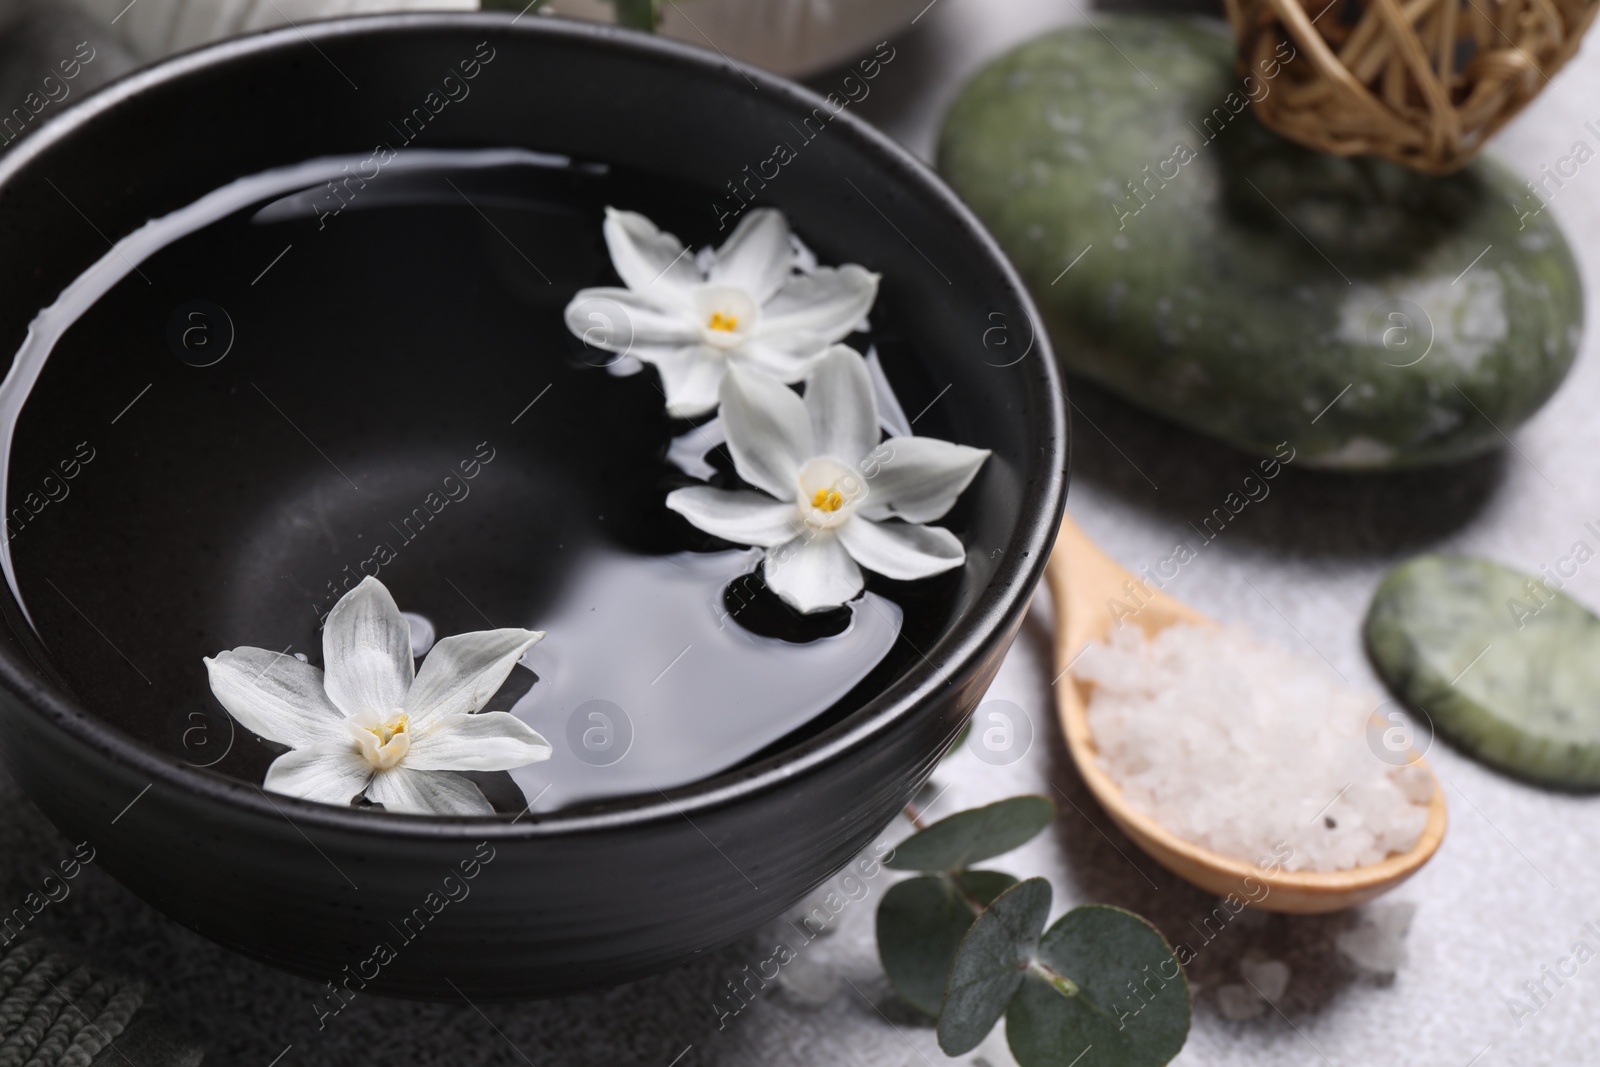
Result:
[0, 940, 198, 1067]
[88, 1013, 205, 1067]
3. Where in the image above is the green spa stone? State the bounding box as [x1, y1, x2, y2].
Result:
[1365, 554, 1600, 788]
[937, 17, 1584, 468]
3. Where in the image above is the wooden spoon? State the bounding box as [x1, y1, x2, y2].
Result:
[1045, 513, 1447, 913]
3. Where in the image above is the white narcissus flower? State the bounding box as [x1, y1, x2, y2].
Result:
[204, 577, 550, 816]
[666, 345, 990, 613]
[564, 206, 879, 418]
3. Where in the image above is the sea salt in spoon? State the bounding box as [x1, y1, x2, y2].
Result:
[1045, 514, 1447, 913]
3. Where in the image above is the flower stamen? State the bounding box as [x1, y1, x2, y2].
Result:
[355, 712, 412, 770]
[811, 487, 845, 512]
[708, 311, 740, 333]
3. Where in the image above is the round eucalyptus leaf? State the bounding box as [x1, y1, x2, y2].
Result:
[887, 795, 1056, 871]
[1006, 905, 1190, 1067]
[877, 870, 1020, 1016]
[937, 877, 1052, 1056]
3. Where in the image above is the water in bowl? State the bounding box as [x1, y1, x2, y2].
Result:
[0, 150, 969, 812]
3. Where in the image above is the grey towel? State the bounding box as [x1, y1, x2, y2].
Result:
[0, 940, 201, 1067]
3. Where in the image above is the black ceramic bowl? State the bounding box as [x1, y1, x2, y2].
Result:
[0, 14, 1065, 998]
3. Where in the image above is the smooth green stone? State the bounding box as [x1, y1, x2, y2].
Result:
[1365, 554, 1600, 788]
[937, 17, 1584, 469]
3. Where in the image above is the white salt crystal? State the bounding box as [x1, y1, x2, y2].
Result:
[1240, 958, 1290, 1001]
[1076, 623, 1432, 873]
[1216, 958, 1289, 1020]
[1215, 983, 1266, 1021]
[1337, 901, 1417, 976]
[775, 950, 837, 1006]
[1392, 762, 1436, 804]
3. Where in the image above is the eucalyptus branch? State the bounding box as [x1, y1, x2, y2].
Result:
[611, 0, 662, 31]
[876, 795, 1192, 1067]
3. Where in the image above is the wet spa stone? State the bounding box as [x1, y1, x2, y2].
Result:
[1365, 554, 1600, 788]
[937, 17, 1584, 468]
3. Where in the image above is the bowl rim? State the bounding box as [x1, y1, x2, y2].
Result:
[0, 11, 1068, 839]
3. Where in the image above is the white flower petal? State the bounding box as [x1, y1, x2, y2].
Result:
[867, 347, 913, 438]
[666, 416, 725, 479]
[805, 345, 880, 465]
[730, 339, 825, 383]
[404, 712, 553, 772]
[709, 208, 793, 302]
[666, 486, 799, 547]
[606, 352, 645, 377]
[764, 532, 864, 613]
[603, 207, 699, 301]
[262, 744, 372, 807]
[721, 364, 813, 500]
[322, 576, 416, 718]
[366, 767, 494, 816]
[837, 517, 966, 580]
[563, 287, 698, 352]
[204, 648, 347, 748]
[640, 344, 727, 419]
[403, 628, 545, 726]
[758, 265, 878, 344]
[748, 328, 831, 359]
[859, 436, 991, 524]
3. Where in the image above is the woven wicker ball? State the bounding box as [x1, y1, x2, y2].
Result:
[1225, 0, 1600, 173]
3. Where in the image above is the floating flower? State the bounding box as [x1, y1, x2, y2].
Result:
[204, 577, 550, 816]
[666, 345, 990, 613]
[665, 345, 914, 481]
[565, 206, 879, 418]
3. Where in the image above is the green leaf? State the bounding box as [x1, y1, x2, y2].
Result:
[937, 877, 1052, 1055]
[877, 870, 1019, 1016]
[887, 795, 1056, 871]
[611, 0, 661, 30]
[1006, 905, 1190, 1067]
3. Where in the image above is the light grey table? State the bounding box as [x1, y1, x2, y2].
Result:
[1, 2, 1595, 1063]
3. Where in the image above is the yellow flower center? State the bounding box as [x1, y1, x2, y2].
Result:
[811, 487, 845, 512]
[708, 311, 740, 333]
[370, 715, 408, 745]
[356, 713, 411, 770]
[796, 457, 861, 531]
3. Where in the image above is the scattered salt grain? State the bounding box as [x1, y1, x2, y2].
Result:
[1215, 983, 1266, 1021]
[1076, 623, 1431, 872]
[1241, 957, 1291, 1001]
[1337, 900, 1417, 976]
[775, 951, 837, 1006]
[1215, 957, 1291, 1020]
